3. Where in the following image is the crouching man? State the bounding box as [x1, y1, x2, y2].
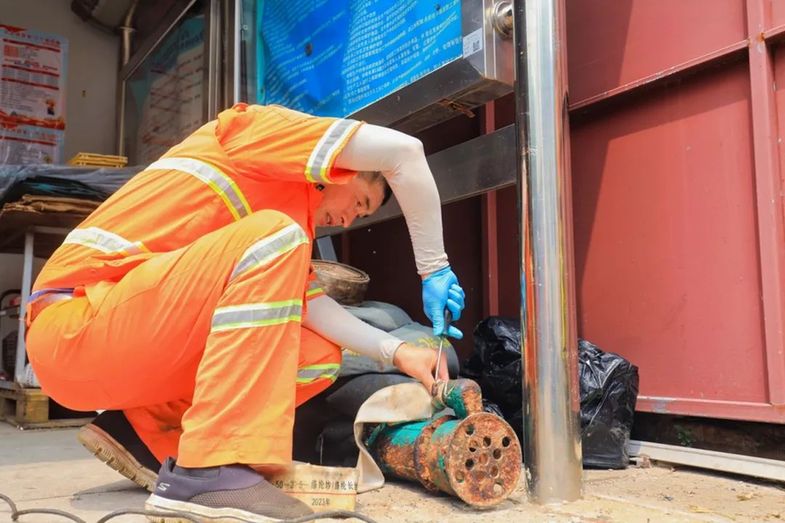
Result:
[26, 103, 465, 522]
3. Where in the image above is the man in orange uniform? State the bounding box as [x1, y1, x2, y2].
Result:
[26, 103, 465, 522]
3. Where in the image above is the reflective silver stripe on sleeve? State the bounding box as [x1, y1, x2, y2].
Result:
[148, 157, 252, 220]
[231, 223, 309, 281]
[211, 299, 303, 333]
[305, 119, 360, 184]
[63, 227, 148, 255]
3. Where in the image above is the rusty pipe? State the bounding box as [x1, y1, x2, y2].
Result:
[430, 377, 483, 417]
[368, 380, 522, 507]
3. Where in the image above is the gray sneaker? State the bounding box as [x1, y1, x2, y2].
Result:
[145, 458, 313, 522]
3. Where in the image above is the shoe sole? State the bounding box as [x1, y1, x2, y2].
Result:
[77, 423, 157, 492]
[145, 494, 286, 522]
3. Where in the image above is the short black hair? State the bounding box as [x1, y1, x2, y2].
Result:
[381, 179, 393, 206]
[359, 171, 393, 206]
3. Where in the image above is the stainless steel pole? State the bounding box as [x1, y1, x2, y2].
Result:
[513, 0, 583, 503]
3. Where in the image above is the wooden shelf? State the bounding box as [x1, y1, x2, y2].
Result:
[0, 209, 84, 256]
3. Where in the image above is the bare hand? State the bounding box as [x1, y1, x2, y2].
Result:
[392, 343, 449, 393]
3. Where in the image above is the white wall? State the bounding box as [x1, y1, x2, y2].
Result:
[0, 0, 121, 159]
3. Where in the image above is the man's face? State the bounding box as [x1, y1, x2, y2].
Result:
[314, 175, 386, 228]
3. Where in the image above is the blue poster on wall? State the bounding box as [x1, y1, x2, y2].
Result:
[257, 0, 462, 117]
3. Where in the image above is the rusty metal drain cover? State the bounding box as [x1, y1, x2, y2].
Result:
[443, 413, 522, 507]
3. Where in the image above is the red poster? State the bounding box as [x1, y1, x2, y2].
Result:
[0, 24, 67, 163]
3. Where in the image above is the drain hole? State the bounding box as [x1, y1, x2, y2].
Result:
[465, 424, 475, 435]
[493, 448, 502, 459]
[483, 436, 492, 447]
[479, 454, 489, 465]
[502, 436, 511, 447]
[493, 481, 504, 496]
[455, 470, 465, 483]
[490, 465, 499, 477]
[469, 447, 477, 453]
[465, 459, 475, 470]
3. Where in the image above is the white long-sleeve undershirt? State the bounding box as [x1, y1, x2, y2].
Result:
[303, 294, 404, 366]
[334, 123, 449, 275]
[309, 124, 449, 363]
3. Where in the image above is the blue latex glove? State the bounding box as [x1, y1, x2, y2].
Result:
[422, 265, 466, 339]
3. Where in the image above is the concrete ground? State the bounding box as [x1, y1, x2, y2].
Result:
[1, 422, 784, 522]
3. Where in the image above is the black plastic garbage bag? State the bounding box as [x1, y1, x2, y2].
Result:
[463, 317, 639, 469]
[482, 400, 505, 419]
[579, 339, 639, 469]
[462, 317, 522, 416]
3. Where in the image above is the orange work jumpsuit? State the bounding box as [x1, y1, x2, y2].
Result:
[26, 103, 364, 468]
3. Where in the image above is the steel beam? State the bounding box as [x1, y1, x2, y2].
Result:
[763, 23, 785, 43]
[628, 440, 785, 483]
[745, 0, 785, 406]
[570, 21, 785, 114]
[569, 40, 748, 112]
[481, 101, 500, 317]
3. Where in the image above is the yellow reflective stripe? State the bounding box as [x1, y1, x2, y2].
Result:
[296, 363, 340, 384]
[148, 157, 252, 221]
[306, 279, 323, 297]
[305, 119, 361, 183]
[63, 227, 149, 256]
[211, 299, 302, 333]
[306, 286, 323, 298]
[231, 223, 309, 281]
